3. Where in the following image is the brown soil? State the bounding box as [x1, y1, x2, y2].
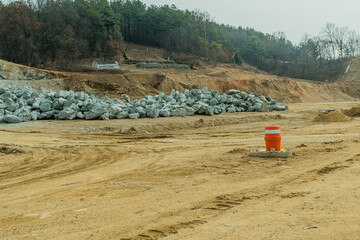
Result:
[63, 66, 360, 103]
[313, 111, 352, 122]
[124, 42, 168, 60]
[1, 101, 360, 240]
[342, 105, 360, 117]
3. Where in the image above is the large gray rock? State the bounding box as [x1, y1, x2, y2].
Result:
[129, 113, 140, 119]
[171, 108, 187, 117]
[227, 107, 236, 113]
[159, 109, 171, 117]
[17, 97, 27, 108]
[54, 90, 69, 99]
[57, 107, 78, 120]
[149, 109, 159, 118]
[226, 89, 241, 95]
[53, 98, 67, 110]
[63, 98, 78, 109]
[15, 107, 32, 122]
[4, 98, 18, 112]
[3, 115, 22, 123]
[31, 111, 40, 121]
[121, 94, 131, 102]
[75, 92, 88, 101]
[185, 107, 195, 116]
[77, 112, 84, 119]
[209, 98, 218, 106]
[136, 107, 146, 118]
[0, 99, 6, 109]
[108, 105, 122, 118]
[84, 104, 106, 120]
[39, 111, 55, 119]
[39, 99, 52, 112]
[100, 113, 110, 120]
[272, 103, 288, 111]
[116, 112, 129, 119]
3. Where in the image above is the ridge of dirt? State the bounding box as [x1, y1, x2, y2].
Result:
[313, 110, 352, 122]
[342, 105, 360, 117]
[63, 66, 360, 103]
[0, 59, 67, 80]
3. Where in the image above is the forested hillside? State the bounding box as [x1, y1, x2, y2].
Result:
[1, 0, 359, 81]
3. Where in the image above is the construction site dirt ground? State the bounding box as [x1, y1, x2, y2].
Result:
[1, 101, 360, 240]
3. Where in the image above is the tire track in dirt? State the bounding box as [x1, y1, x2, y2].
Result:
[120, 139, 360, 240]
[0, 147, 126, 190]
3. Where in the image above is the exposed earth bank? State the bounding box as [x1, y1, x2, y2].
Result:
[1, 58, 359, 104]
[64, 67, 360, 103]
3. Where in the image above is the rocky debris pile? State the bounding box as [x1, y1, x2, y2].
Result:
[0, 82, 288, 124]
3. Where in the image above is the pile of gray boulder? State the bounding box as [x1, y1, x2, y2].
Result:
[0, 82, 288, 124]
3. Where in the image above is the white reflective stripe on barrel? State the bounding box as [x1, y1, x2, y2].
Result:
[265, 130, 280, 134]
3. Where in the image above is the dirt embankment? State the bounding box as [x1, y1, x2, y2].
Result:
[64, 66, 360, 103]
[61, 42, 360, 103]
[0, 59, 66, 80]
[1, 50, 360, 103]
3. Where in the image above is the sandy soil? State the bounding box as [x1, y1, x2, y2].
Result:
[1, 101, 360, 240]
[63, 66, 360, 104]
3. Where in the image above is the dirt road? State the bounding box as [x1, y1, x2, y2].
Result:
[1, 102, 360, 240]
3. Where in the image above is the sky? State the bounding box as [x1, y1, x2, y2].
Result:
[139, 0, 360, 44]
[2, 0, 360, 44]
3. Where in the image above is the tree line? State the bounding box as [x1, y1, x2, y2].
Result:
[0, 0, 359, 81]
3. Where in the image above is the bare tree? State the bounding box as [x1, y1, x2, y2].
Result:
[322, 23, 337, 60]
[345, 30, 360, 57]
[334, 25, 348, 58]
[192, 9, 213, 42]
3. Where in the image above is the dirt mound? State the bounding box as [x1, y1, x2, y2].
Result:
[342, 105, 360, 117]
[313, 111, 352, 122]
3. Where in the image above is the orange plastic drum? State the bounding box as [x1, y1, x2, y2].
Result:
[264, 125, 281, 151]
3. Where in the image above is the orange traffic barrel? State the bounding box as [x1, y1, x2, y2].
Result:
[265, 125, 281, 151]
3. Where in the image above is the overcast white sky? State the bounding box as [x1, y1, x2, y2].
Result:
[2, 0, 359, 44]
[140, 0, 360, 44]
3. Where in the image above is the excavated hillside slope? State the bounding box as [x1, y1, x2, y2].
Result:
[0, 59, 65, 80]
[1, 58, 359, 103]
[0, 59, 67, 91]
[64, 67, 360, 103]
